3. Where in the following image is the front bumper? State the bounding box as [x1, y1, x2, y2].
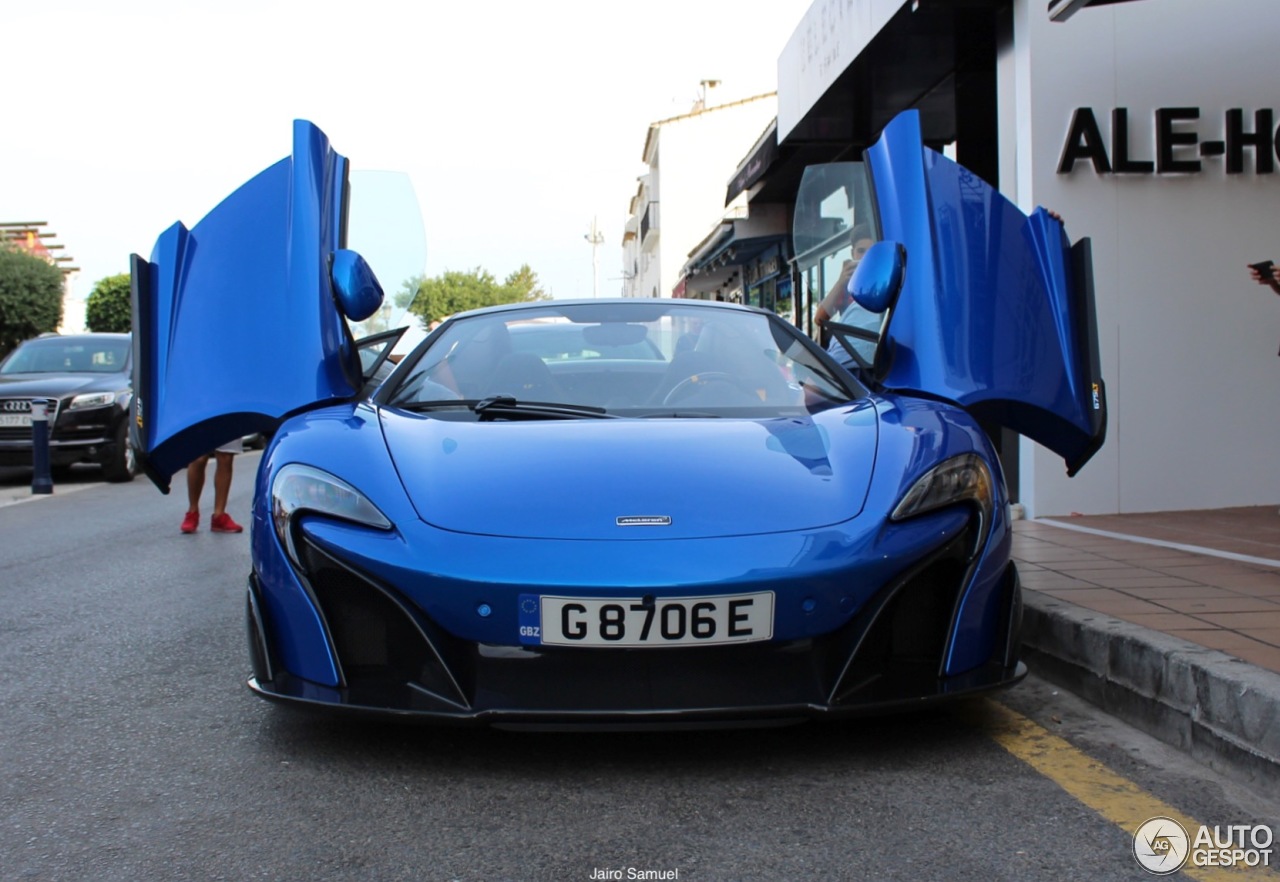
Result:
[0, 437, 120, 468]
[246, 661, 1027, 729]
[244, 527, 1026, 728]
[0, 404, 124, 468]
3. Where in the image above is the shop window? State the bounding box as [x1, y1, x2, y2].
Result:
[792, 161, 880, 341]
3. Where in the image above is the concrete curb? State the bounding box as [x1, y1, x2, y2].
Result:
[1021, 590, 1280, 789]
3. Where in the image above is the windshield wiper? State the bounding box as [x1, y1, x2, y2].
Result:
[394, 399, 472, 412]
[392, 397, 619, 419]
[472, 396, 620, 420]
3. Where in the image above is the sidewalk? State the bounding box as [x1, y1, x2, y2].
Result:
[1013, 506, 1280, 788]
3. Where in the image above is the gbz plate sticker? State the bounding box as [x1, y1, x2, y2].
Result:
[518, 593, 542, 645]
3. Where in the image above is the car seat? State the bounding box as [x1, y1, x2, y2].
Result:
[484, 351, 562, 400]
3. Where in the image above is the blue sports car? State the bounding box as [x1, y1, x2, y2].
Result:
[130, 111, 1105, 727]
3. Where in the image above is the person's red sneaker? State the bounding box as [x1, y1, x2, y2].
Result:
[181, 511, 199, 534]
[210, 512, 244, 533]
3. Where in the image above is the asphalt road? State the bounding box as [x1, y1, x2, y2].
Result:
[1, 457, 1277, 882]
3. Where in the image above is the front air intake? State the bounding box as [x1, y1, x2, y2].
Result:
[299, 539, 468, 709]
[828, 531, 971, 704]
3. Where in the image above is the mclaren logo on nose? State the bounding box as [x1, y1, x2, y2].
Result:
[616, 516, 672, 527]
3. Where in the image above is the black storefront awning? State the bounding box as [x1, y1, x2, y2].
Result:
[730, 1, 1005, 212]
[725, 121, 779, 207]
[681, 230, 789, 298]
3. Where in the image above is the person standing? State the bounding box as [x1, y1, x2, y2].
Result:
[813, 227, 876, 343]
[180, 437, 244, 534]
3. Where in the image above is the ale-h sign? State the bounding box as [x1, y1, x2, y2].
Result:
[1058, 107, 1277, 175]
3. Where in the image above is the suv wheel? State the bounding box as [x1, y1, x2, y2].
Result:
[101, 422, 137, 483]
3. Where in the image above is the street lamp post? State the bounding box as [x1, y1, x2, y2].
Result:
[584, 217, 604, 298]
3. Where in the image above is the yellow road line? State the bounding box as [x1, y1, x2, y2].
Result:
[976, 699, 1277, 881]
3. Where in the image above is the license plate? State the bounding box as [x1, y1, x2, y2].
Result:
[0, 414, 32, 428]
[519, 592, 774, 647]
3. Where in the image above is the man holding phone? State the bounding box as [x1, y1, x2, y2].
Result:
[1248, 259, 1280, 295]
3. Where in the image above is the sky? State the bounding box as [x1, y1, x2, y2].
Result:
[4, 0, 816, 319]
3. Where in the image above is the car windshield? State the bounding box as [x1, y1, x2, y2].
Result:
[385, 301, 860, 418]
[1, 337, 129, 374]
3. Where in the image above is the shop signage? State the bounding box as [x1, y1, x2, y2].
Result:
[1058, 107, 1276, 174]
[745, 254, 782, 287]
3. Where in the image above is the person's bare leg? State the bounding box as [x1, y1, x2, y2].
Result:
[212, 452, 234, 517]
[187, 456, 210, 513]
[182, 455, 210, 533]
[209, 452, 243, 532]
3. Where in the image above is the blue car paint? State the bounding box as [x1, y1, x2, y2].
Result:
[865, 110, 1105, 474]
[379, 403, 879, 539]
[249, 402, 396, 687]
[248, 394, 1007, 689]
[132, 121, 358, 487]
[866, 393, 1014, 676]
[129, 113, 1107, 721]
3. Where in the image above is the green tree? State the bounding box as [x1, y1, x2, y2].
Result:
[403, 264, 550, 327]
[503, 264, 548, 301]
[0, 245, 64, 355]
[85, 273, 133, 332]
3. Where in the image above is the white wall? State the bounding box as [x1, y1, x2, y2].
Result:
[633, 97, 779, 300]
[59, 274, 87, 334]
[624, 175, 656, 299]
[1005, 0, 1280, 516]
[659, 101, 777, 298]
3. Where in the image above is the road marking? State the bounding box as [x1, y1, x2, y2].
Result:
[977, 699, 1277, 880]
[0, 481, 100, 508]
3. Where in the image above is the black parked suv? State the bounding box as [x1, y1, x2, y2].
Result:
[0, 333, 137, 481]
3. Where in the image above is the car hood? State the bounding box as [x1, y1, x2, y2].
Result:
[0, 374, 127, 398]
[380, 404, 879, 540]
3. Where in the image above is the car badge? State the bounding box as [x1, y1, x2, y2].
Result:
[616, 515, 672, 527]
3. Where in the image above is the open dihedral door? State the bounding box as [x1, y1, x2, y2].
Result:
[130, 120, 362, 490]
[865, 111, 1106, 475]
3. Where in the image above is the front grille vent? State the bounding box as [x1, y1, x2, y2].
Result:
[299, 539, 468, 708]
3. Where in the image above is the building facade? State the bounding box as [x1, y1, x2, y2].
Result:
[674, 0, 1278, 518]
[622, 94, 780, 301]
[998, 0, 1280, 517]
[0, 222, 80, 334]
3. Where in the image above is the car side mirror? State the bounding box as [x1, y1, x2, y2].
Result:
[330, 249, 385, 322]
[849, 240, 905, 314]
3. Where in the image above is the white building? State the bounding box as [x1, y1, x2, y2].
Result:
[998, 0, 1280, 517]
[701, 0, 1279, 518]
[622, 93, 780, 300]
[0, 223, 81, 333]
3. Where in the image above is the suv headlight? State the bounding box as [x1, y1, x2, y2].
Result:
[270, 464, 392, 567]
[891, 453, 995, 543]
[68, 392, 115, 410]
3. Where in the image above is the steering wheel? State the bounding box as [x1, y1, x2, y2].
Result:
[662, 371, 759, 406]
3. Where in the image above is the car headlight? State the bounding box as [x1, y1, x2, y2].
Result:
[891, 453, 994, 543]
[68, 392, 115, 410]
[270, 464, 392, 567]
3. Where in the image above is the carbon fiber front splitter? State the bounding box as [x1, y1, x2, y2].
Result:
[246, 660, 1026, 730]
